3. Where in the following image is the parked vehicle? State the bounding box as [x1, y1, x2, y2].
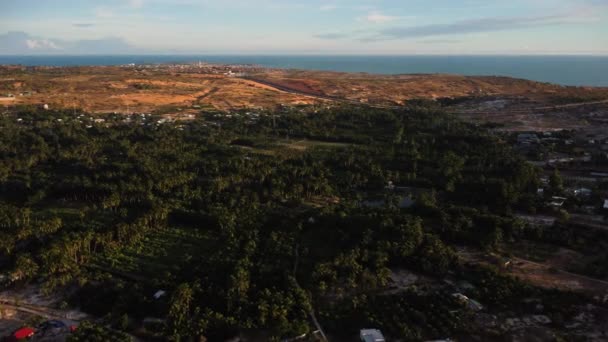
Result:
[4, 327, 35, 341]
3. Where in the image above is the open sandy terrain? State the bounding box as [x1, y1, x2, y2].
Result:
[459, 246, 608, 297]
[252, 69, 608, 106]
[1, 65, 608, 114]
[0, 67, 319, 113]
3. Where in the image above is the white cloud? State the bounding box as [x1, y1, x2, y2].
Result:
[129, 0, 145, 9]
[360, 11, 400, 24]
[320, 4, 337, 11]
[3, 0, 605, 55]
[95, 7, 115, 18]
[26, 39, 61, 50]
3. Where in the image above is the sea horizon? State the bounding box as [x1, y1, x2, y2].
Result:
[1, 54, 607, 87]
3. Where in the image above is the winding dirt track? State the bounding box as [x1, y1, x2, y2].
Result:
[242, 76, 608, 115]
[451, 99, 608, 115]
[0, 299, 75, 320]
[510, 256, 608, 288]
[0, 297, 143, 341]
[241, 76, 401, 109]
[458, 248, 608, 294]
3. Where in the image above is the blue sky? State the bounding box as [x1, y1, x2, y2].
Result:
[1, 0, 607, 54]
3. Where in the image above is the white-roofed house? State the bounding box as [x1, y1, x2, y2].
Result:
[360, 329, 386, 342]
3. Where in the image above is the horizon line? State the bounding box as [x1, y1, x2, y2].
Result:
[1, 53, 608, 57]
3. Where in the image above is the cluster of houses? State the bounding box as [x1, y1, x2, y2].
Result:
[517, 131, 608, 149]
[119, 62, 262, 76]
[539, 184, 607, 215]
[513, 128, 608, 221]
[4, 91, 35, 97]
[503, 315, 552, 330]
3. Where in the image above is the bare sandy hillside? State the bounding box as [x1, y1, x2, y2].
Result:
[1, 66, 607, 113]
[253, 69, 608, 106]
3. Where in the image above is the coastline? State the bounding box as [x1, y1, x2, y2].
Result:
[1, 55, 607, 87]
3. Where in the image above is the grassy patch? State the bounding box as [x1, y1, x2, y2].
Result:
[93, 226, 212, 281]
[279, 139, 352, 151]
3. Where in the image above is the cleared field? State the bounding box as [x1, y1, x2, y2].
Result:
[459, 245, 608, 295]
[508, 257, 608, 294]
[0, 68, 317, 113]
[278, 139, 352, 151]
[233, 139, 353, 157]
[3, 66, 607, 113]
[254, 69, 608, 106]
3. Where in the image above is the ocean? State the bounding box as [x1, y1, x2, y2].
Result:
[0, 55, 607, 87]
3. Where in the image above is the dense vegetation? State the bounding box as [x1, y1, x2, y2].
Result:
[0, 104, 593, 340]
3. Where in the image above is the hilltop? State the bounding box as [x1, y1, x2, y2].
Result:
[2, 64, 607, 115]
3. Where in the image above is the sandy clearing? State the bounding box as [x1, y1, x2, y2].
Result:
[6, 67, 607, 113]
[124, 79, 208, 89]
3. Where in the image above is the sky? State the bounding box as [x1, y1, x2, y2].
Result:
[1, 0, 608, 55]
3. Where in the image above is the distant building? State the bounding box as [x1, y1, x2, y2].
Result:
[590, 172, 608, 178]
[517, 133, 539, 144]
[531, 315, 552, 325]
[360, 329, 385, 342]
[547, 157, 574, 165]
[452, 293, 468, 302]
[452, 293, 484, 311]
[573, 188, 592, 198]
[549, 196, 567, 208]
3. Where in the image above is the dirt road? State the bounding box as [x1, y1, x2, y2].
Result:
[0, 299, 82, 321]
[451, 99, 608, 115]
[241, 77, 401, 109]
[243, 76, 608, 115]
[458, 248, 608, 295]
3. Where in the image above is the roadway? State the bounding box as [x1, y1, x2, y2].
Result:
[240, 76, 608, 114]
[240, 76, 401, 110]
